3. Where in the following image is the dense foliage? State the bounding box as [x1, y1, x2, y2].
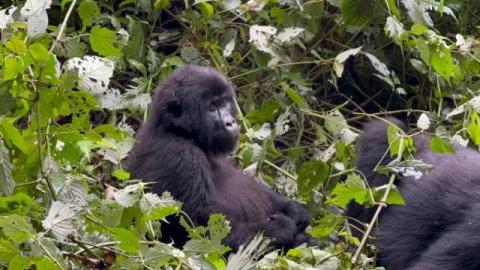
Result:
[0, 0, 479, 269]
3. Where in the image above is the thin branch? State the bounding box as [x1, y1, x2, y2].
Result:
[351, 135, 405, 266]
[27, 66, 57, 201]
[49, 0, 79, 53]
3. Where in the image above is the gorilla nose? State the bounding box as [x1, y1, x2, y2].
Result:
[225, 118, 239, 134]
[225, 118, 236, 127]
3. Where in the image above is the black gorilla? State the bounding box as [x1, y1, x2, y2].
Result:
[127, 65, 314, 251]
[348, 118, 480, 270]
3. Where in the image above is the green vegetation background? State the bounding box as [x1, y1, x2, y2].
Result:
[0, 0, 479, 269]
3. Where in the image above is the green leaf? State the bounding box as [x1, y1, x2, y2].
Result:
[386, 123, 414, 156]
[309, 214, 342, 239]
[3, 57, 24, 80]
[282, 83, 306, 107]
[8, 255, 31, 270]
[341, 0, 377, 26]
[297, 160, 329, 198]
[5, 35, 27, 54]
[0, 118, 28, 154]
[468, 112, 480, 145]
[411, 23, 428, 35]
[0, 81, 15, 116]
[29, 43, 50, 61]
[327, 174, 368, 208]
[90, 25, 122, 57]
[78, 0, 100, 30]
[36, 258, 60, 270]
[429, 136, 455, 153]
[154, 0, 170, 9]
[385, 188, 405, 205]
[207, 214, 230, 246]
[386, 0, 400, 18]
[125, 17, 146, 61]
[113, 169, 130, 180]
[0, 139, 15, 196]
[197, 2, 214, 17]
[0, 240, 18, 263]
[0, 215, 35, 243]
[148, 205, 179, 220]
[109, 227, 139, 254]
[430, 44, 463, 82]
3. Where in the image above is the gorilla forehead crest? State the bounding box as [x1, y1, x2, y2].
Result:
[164, 65, 233, 98]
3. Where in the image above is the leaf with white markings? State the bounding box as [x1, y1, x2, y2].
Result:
[42, 201, 77, 240]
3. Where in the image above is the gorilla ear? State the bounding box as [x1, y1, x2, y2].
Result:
[166, 99, 182, 118]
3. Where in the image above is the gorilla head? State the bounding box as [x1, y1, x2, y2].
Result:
[149, 66, 239, 154]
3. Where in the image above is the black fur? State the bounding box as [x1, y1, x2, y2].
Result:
[128, 65, 315, 251]
[348, 118, 480, 270]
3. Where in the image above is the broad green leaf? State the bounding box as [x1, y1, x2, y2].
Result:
[411, 23, 428, 35]
[282, 83, 306, 107]
[308, 214, 343, 239]
[468, 112, 480, 145]
[78, 0, 100, 30]
[125, 17, 146, 61]
[148, 205, 179, 220]
[0, 118, 28, 154]
[0, 239, 18, 263]
[328, 182, 366, 208]
[297, 160, 329, 197]
[341, 0, 377, 26]
[430, 44, 462, 82]
[110, 227, 139, 254]
[5, 35, 27, 54]
[113, 169, 130, 180]
[36, 258, 59, 270]
[0, 215, 35, 243]
[429, 136, 455, 153]
[8, 255, 31, 270]
[3, 57, 24, 80]
[0, 139, 14, 196]
[207, 214, 230, 246]
[0, 82, 15, 115]
[29, 43, 49, 61]
[154, 0, 170, 9]
[197, 2, 214, 17]
[90, 25, 122, 57]
[386, 123, 414, 156]
[385, 188, 405, 205]
[386, 0, 400, 18]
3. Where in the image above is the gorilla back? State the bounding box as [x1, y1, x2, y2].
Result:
[349, 118, 480, 270]
[128, 65, 315, 251]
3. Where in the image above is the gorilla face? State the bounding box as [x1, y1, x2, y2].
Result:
[151, 65, 240, 154]
[204, 93, 239, 154]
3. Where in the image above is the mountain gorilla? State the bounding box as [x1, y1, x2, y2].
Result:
[348, 118, 480, 270]
[127, 65, 315, 251]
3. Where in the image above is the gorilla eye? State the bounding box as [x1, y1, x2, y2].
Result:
[209, 102, 218, 112]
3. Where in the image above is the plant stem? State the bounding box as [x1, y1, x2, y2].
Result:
[49, 0, 79, 53]
[351, 135, 405, 267]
